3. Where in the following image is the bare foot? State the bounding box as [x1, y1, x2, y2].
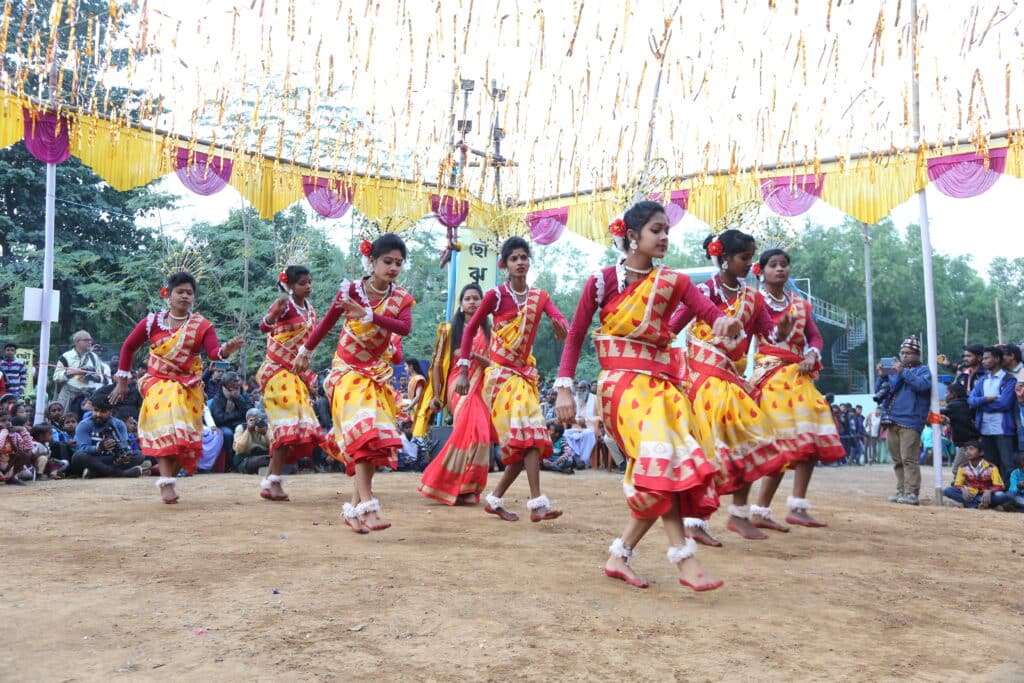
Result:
[751, 513, 790, 533]
[603, 555, 649, 588]
[726, 515, 768, 540]
[343, 516, 370, 534]
[686, 525, 723, 547]
[361, 511, 391, 531]
[675, 557, 723, 592]
[530, 506, 563, 523]
[270, 480, 289, 501]
[484, 504, 519, 522]
[785, 509, 828, 527]
[459, 492, 480, 505]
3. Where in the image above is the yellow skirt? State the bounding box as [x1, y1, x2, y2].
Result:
[261, 367, 329, 462]
[137, 379, 205, 473]
[689, 375, 785, 495]
[483, 365, 552, 464]
[757, 363, 845, 465]
[598, 370, 719, 520]
[327, 369, 402, 474]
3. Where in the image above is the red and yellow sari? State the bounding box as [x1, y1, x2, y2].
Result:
[418, 329, 495, 504]
[484, 288, 554, 464]
[683, 284, 785, 494]
[412, 323, 453, 437]
[751, 295, 844, 465]
[592, 268, 720, 520]
[135, 314, 214, 473]
[323, 284, 414, 474]
[256, 301, 336, 463]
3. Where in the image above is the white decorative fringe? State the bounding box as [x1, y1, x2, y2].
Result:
[787, 496, 812, 512]
[750, 504, 773, 519]
[608, 538, 635, 561]
[155, 477, 176, 489]
[355, 498, 381, 516]
[727, 504, 751, 519]
[552, 377, 574, 390]
[485, 493, 504, 510]
[526, 494, 551, 511]
[341, 502, 359, 519]
[260, 474, 283, 490]
[667, 539, 698, 564]
[683, 517, 708, 530]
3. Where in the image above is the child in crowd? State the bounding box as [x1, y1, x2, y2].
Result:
[30, 424, 69, 480]
[1008, 453, 1024, 510]
[540, 422, 574, 474]
[942, 440, 1011, 510]
[0, 393, 15, 415]
[0, 412, 32, 485]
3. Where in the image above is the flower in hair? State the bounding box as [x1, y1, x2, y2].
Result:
[752, 263, 762, 276]
[278, 272, 288, 284]
[359, 240, 373, 257]
[160, 286, 168, 298]
[609, 218, 627, 238]
[707, 239, 724, 257]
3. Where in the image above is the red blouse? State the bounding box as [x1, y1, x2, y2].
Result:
[458, 284, 567, 362]
[118, 312, 224, 373]
[303, 281, 412, 352]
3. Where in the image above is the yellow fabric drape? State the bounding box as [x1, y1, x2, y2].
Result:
[0, 93, 24, 151]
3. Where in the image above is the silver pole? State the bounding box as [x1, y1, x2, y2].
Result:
[910, 0, 945, 504]
[33, 162, 57, 424]
[995, 298, 1004, 344]
[863, 222, 876, 379]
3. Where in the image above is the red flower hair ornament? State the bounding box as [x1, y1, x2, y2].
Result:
[751, 263, 762, 276]
[278, 272, 288, 284]
[609, 218, 627, 238]
[359, 240, 373, 257]
[707, 239, 724, 257]
[160, 286, 168, 298]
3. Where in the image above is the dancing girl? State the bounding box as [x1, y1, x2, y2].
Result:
[453, 237, 568, 523]
[110, 271, 244, 503]
[555, 201, 742, 591]
[294, 234, 414, 533]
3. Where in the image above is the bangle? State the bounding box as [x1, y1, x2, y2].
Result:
[296, 346, 311, 358]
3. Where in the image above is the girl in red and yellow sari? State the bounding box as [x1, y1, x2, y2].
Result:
[669, 228, 793, 544]
[454, 237, 568, 523]
[418, 283, 494, 505]
[293, 234, 414, 533]
[110, 272, 244, 504]
[748, 249, 845, 530]
[256, 265, 335, 502]
[403, 359, 427, 424]
[556, 202, 742, 591]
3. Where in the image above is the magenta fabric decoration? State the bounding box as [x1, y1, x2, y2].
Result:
[302, 176, 355, 218]
[760, 174, 824, 216]
[526, 206, 569, 244]
[430, 194, 470, 228]
[22, 108, 71, 164]
[174, 147, 233, 196]
[648, 189, 690, 227]
[926, 148, 1007, 199]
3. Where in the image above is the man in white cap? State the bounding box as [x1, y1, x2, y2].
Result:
[876, 335, 932, 505]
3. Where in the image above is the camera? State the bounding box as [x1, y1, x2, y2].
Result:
[253, 417, 268, 430]
[84, 372, 102, 383]
[98, 425, 133, 464]
[873, 380, 891, 404]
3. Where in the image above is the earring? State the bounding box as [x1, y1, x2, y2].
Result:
[629, 239, 638, 252]
[720, 262, 727, 270]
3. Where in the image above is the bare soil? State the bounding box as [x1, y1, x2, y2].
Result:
[1, 465, 1020, 682]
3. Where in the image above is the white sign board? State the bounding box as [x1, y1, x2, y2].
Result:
[22, 287, 61, 323]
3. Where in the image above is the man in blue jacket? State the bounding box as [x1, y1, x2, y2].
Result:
[968, 345, 1018, 481]
[70, 386, 144, 478]
[876, 335, 932, 506]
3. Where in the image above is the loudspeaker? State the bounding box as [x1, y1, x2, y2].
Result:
[427, 425, 453, 457]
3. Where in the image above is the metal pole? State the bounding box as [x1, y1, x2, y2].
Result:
[863, 222, 876, 380]
[963, 318, 968, 346]
[33, 162, 57, 424]
[995, 298, 1003, 344]
[910, 0, 945, 504]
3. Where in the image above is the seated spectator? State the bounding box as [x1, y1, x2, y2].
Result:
[44, 401, 65, 427]
[30, 424, 69, 480]
[232, 408, 271, 474]
[110, 370, 143, 423]
[71, 388, 144, 479]
[942, 439, 1010, 510]
[10, 402, 31, 422]
[61, 413, 79, 441]
[540, 422, 575, 474]
[541, 389, 557, 423]
[396, 419, 424, 472]
[1, 393, 16, 415]
[202, 363, 227, 401]
[211, 371, 253, 462]
[0, 412, 32, 485]
[1008, 453, 1024, 510]
[943, 382, 979, 474]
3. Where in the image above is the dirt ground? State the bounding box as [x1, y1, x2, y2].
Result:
[1, 464, 1021, 682]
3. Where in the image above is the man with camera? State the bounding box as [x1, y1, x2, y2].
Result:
[70, 385, 144, 478]
[875, 335, 932, 506]
[53, 330, 110, 417]
[232, 408, 271, 474]
[211, 371, 253, 462]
